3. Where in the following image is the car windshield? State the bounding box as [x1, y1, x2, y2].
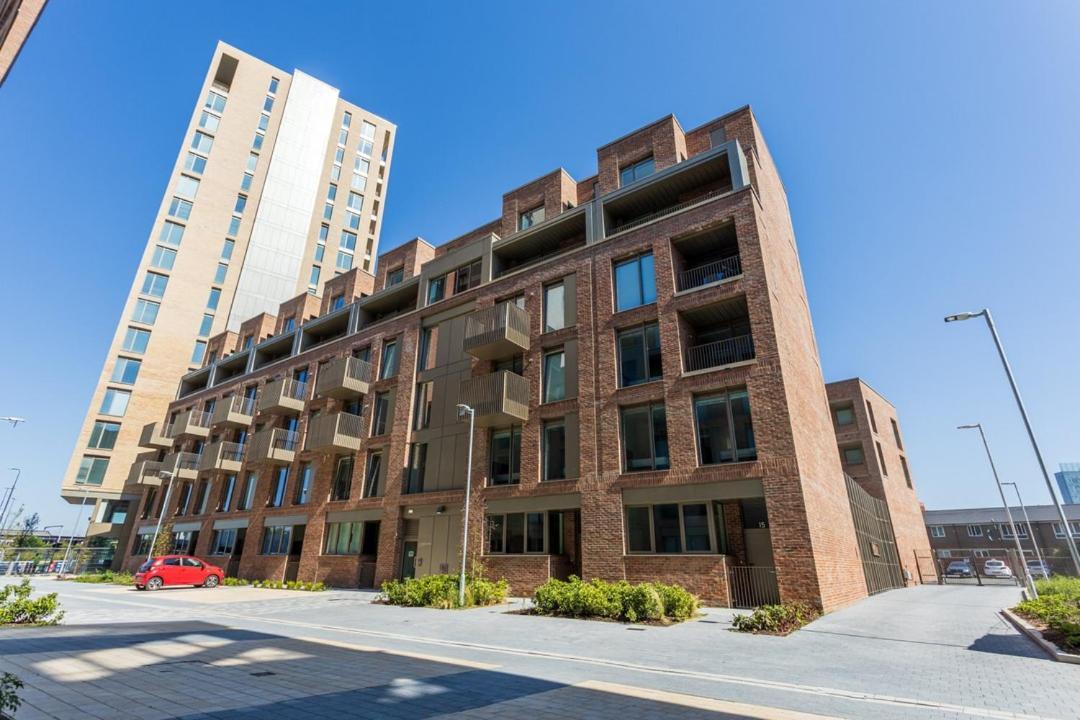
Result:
[138, 560, 154, 572]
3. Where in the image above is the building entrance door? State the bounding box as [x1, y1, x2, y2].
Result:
[284, 525, 305, 582]
[400, 541, 417, 579]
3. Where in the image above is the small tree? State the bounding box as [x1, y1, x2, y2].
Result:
[151, 520, 174, 557]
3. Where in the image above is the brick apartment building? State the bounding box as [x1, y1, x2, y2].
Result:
[117, 106, 929, 611]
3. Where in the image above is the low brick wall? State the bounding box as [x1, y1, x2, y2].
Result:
[623, 554, 729, 605]
[237, 554, 288, 582]
[482, 555, 552, 597]
[312, 556, 377, 588]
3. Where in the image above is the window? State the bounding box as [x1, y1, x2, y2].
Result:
[364, 451, 383, 497]
[218, 475, 236, 512]
[167, 197, 192, 220]
[694, 390, 756, 465]
[261, 525, 292, 555]
[340, 230, 357, 251]
[314, 244, 325, 262]
[309, 266, 321, 289]
[175, 175, 200, 200]
[198, 314, 214, 337]
[617, 323, 662, 387]
[405, 443, 427, 494]
[268, 467, 288, 507]
[542, 420, 566, 481]
[620, 403, 669, 472]
[379, 340, 399, 379]
[330, 456, 353, 501]
[141, 272, 168, 298]
[542, 349, 566, 402]
[131, 299, 159, 325]
[87, 421, 120, 450]
[176, 483, 192, 515]
[842, 446, 865, 465]
[238, 473, 257, 511]
[221, 238, 235, 260]
[900, 456, 913, 489]
[834, 405, 855, 426]
[347, 191, 363, 211]
[190, 131, 213, 154]
[228, 215, 241, 236]
[1002, 523, 1028, 539]
[619, 156, 655, 187]
[263, 96, 274, 113]
[268, 77, 279, 94]
[336, 251, 353, 271]
[234, 194, 247, 214]
[198, 110, 220, 132]
[99, 388, 131, 416]
[184, 153, 207, 174]
[490, 427, 522, 486]
[204, 90, 226, 112]
[76, 456, 109, 486]
[251, 133, 264, 151]
[967, 525, 984, 538]
[122, 327, 151, 353]
[626, 502, 713, 554]
[543, 282, 565, 332]
[240, 172, 253, 191]
[331, 294, 346, 311]
[159, 221, 184, 246]
[876, 442, 888, 475]
[613, 253, 656, 311]
[206, 288, 221, 310]
[519, 205, 545, 230]
[385, 267, 404, 287]
[427, 275, 446, 304]
[487, 512, 546, 554]
[351, 172, 367, 191]
[294, 463, 313, 504]
[195, 480, 210, 515]
[325, 521, 363, 555]
[413, 382, 433, 430]
[891, 418, 904, 449]
[210, 529, 237, 556]
[150, 246, 176, 271]
[214, 263, 228, 284]
[246, 153, 258, 172]
[283, 316, 296, 333]
[345, 212, 360, 229]
[417, 327, 436, 370]
[930, 525, 945, 538]
[191, 341, 207, 364]
[111, 357, 141, 384]
[371, 392, 390, 435]
[866, 401, 879, 433]
[454, 259, 482, 293]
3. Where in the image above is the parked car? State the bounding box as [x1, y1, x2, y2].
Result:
[1026, 559, 1052, 579]
[134, 555, 223, 590]
[983, 559, 1013, 578]
[945, 559, 974, 578]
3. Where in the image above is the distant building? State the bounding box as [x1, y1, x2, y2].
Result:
[0, 0, 47, 86]
[1056, 463, 1080, 505]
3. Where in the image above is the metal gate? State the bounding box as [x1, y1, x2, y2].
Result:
[845, 475, 905, 595]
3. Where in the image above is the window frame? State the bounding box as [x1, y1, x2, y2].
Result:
[624, 501, 716, 555]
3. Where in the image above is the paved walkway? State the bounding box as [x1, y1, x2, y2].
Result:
[0, 579, 1075, 719]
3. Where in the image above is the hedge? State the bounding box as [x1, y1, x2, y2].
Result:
[381, 574, 508, 608]
[1014, 576, 1080, 652]
[531, 576, 698, 623]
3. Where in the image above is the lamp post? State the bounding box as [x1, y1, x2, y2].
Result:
[147, 471, 176, 561]
[946, 308, 1080, 574]
[456, 403, 475, 607]
[957, 424, 1036, 597]
[1002, 481, 1046, 577]
[59, 480, 93, 576]
[0, 468, 21, 539]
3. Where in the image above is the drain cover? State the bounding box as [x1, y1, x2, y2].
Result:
[250, 671, 276, 677]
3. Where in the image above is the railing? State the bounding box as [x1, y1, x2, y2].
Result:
[220, 441, 245, 463]
[271, 428, 299, 452]
[315, 356, 374, 397]
[260, 377, 308, 412]
[684, 334, 754, 372]
[307, 412, 363, 449]
[610, 186, 732, 235]
[128, 459, 163, 484]
[464, 303, 531, 351]
[229, 395, 256, 416]
[282, 378, 307, 401]
[460, 370, 530, 422]
[728, 565, 781, 608]
[678, 254, 742, 291]
[165, 451, 201, 476]
[139, 422, 171, 448]
[168, 410, 212, 437]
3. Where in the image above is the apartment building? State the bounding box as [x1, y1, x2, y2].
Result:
[0, 0, 47, 86]
[1056, 463, 1080, 505]
[60, 42, 396, 550]
[827, 379, 936, 584]
[924, 504, 1080, 575]
[118, 106, 925, 611]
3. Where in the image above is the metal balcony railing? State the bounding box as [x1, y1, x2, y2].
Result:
[684, 334, 754, 372]
[460, 370, 530, 427]
[315, 356, 373, 399]
[212, 395, 255, 426]
[139, 422, 171, 449]
[258, 377, 308, 413]
[610, 186, 731, 235]
[463, 303, 531, 360]
[306, 412, 363, 451]
[168, 410, 212, 438]
[128, 459, 163, 485]
[728, 565, 781, 608]
[164, 451, 201, 479]
[249, 427, 299, 463]
[199, 441, 245, 471]
[677, 254, 742, 291]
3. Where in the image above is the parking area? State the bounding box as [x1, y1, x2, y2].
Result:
[1, 578, 1076, 719]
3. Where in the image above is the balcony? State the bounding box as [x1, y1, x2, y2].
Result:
[168, 409, 212, 440]
[139, 422, 171, 450]
[672, 221, 742, 292]
[128, 459, 163, 485]
[212, 395, 255, 428]
[163, 451, 201, 480]
[248, 427, 299, 465]
[199, 441, 245, 473]
[258, 377, 308, 414]
[460, 370, 529, 428]
[463, 303, 531, 360]
[306, 412, 363, 452]
[315, 356, 373, 399]
[681, 297, 755, 373]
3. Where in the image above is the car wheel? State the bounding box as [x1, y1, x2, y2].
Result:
[203, 575, 220, 589]
[146, 577, 163, 591]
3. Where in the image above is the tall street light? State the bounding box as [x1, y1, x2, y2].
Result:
[456, 403, 476, 607]
[147, 471, 176, 560]
[945, 308, 1080, 574]
[958, 424, 1036, 596]
[60, 479, 94, 575]
[1001, 481, 1046, 576]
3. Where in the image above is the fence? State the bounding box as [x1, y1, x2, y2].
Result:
[728, 565, 781, 608]
[0, 546, 115, 576]
[845, 475, 905, 595]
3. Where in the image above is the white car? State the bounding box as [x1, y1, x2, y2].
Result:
[1026, 560, 1051, 579]
[983, 559, 1013, 578]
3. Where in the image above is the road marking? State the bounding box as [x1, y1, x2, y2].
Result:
[295, 635, 499, 670]
[576, 680, 840, 720]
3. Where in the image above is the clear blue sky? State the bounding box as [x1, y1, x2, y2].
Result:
[1, 2, 1078, 532]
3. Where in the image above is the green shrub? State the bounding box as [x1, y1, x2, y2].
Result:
[1014, 576, 1080, 652]
[531, 577, 699, 623]
[0, 579, 64, 626]
[1, 672, 22, 717]
[72, 571, 134, 586]
[731, 603, 819, 635]
[381, 574, 508, 609]
[225, 578, 326, 591]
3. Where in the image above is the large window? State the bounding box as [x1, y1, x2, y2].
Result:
[371, 392, 390, 436]
[842, 446, 864, 465]
[542, 420, 566, 481]
[76, 456, 108, 486]
[268, 467, 288, 508]
[210, 529, 237, 556]
[131, 299, 159, 325]
[175, 176, 200, 200]
[111, 357, 141, 385]
[141, 272, 169, 298]
[184, 152, 206, 175]
[324, 522, 362, 555]
[330, 456, 353, 501]
[159, 221, 185, 246]
[625, 502, 713, 554]
[99, 388, 131, 416]
[261, 525, 292, 555]
[191, 131, 214, 154]
[218, 475, 236, 512]
[613, 253, 656, 311]
[238, 473, 257, 511]
[489, 427, 522, 486]
[542, 349, 566, 402]
[295, 463, 314, 504]
[620, 403, 669, 472]
[123, 327, 151, 353]
[519, 205, 545, 230]
[385, 266, 404, 286]
[427, 275, 446, 304]
[363, 451, 383, 497]
[167, 197, 193, 220]
[619, 156, 655, 187]
[87, 421, 120, 450]
[694, 390, 756, 465]
[543, 282, 565, 333]
[405, 443, 427, 494]
[454, 259, 483, 293]
[487, 512, 546, 554]
[413, 382, 433, 430]
[617, 323, 662, 387]
[379, 339, 399, 379]
[833, 405, 855, 426]
[150, 246, 177, 271]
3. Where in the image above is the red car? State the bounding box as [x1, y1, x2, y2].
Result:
[134, 555, 223, 590]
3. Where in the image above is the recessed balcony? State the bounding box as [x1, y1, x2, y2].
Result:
[248, 427, 299, 465]
[168, 409, 212, 440]
[199, 441, 245, 473]
[315, 356, 373, 399]
[163, 451, 201, 481]
[464, 303, 531, 361]
[460, 370, 530, 428]
[672, 221, 743, 292]
[306, 412, 363, 453]
[139, 422, 171, 450]
[681, 297, 755, 373]
[258, 377, 308, 414]
[211, 395, 255, 428]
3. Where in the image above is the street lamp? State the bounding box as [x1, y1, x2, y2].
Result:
[147, 471, 176, 560]
[957, 424, 1036, 597]
[1001, 481, 1046, 576]
[0, 468, 21, 539]
[59, 479, 94, 575]
[456, 403, 476, 607]
[946, 308, 1080, 574]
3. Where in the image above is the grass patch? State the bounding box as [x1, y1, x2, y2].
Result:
[222, 578, 326, 591]
[1, 579, 64, 626]
[731, 603, 819, 635]
[530, 576, 698, 624]
[381, 574, 508, 608]
[1013, 576, 1080, 653]
[71, 571, 134, 586]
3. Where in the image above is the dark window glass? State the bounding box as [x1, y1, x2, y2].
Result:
[620, 404, 669, 472]
[454, 259, 482, 293]
[683, 504, 711, 552]
[364, 452, 382, 497]
[487, 515, 505, 553]
[372, 392, 390, 435]
[627, 507, 652, 552]
[695, 390, 756, 464]
[617, 323, 662, 387]
[526, 512, 545, 553]
[405, 443, 427, 493]
[613, 253, 656, 311]
[427, 276, 445, 304]
[330, 456, 353, 501]
[652, 504, 682, 553]
[490, 427, 521, 485]
[619, 156, 655, 187]
[505, 513, 525, 554]
[542, 421, 566, 481]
